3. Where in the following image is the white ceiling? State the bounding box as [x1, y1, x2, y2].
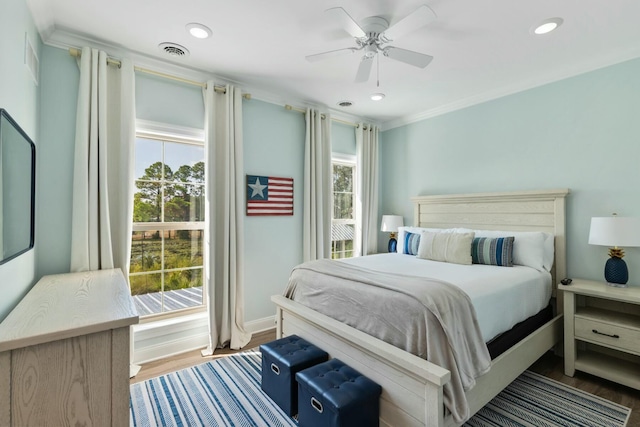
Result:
[27, 0, 640, 128]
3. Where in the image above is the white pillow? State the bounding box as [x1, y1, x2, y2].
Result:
[396, 227, 456, 254]
[417, 231, 475, 265]
[542, 232, 555, 271]
[459, 229, 550, 271]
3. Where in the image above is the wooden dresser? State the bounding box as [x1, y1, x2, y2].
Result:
[0, 268, 139, 426]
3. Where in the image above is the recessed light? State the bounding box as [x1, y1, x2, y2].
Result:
[370, 93, 385, 101]
[186, 23, 212, 39]
[533, 17, 563, 35]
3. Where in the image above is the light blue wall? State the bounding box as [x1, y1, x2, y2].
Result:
[36, 46, 79, 279]
[243, 107, 356, 320]
[380, 57, 640, 284]
[243, 100, 306, 319]
[0, 0, 41, 321]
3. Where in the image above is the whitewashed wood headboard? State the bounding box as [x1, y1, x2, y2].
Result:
[411, 189, 570, 295]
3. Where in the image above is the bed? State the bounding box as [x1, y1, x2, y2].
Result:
[271, 189, 569, 426]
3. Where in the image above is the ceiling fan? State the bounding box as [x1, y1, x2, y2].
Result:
[306, 5, 437, 83]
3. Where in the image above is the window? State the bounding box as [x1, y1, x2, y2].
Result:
[331, 156, 356, 259]
[129, 129, 205, 318]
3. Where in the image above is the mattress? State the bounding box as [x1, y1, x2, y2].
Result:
[339, 253, 552, 343]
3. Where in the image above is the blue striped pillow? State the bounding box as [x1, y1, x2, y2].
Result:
[472, 236, 514, 267]
[403, 232, 421, 255]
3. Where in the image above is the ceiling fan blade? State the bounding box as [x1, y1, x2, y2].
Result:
[325, 7, 366, 39]
[305, 48, 358, 62]
[384, 46, 433, 68]
[382, 5, 437, 42]
[355, 57, 374, 83]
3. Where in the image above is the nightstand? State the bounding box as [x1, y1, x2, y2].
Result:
[560, 279, 640, 390]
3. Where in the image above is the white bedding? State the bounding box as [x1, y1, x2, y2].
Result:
[340, 253, 552, 342]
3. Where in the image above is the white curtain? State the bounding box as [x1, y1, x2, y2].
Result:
[303, 109, 332, 262]
[202, 83, 251, 355]
[356, 124, 379, 256]
[70, 47, 135, 274]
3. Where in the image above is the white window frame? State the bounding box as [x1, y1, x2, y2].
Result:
[131, 120, 206, 322]
[331, 153, 357, 259]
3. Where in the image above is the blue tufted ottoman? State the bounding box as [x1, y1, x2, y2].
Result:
[260, 335, 328, 416]
[296, 358, 382, 427]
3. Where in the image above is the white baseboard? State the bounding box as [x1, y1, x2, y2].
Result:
[133, 314, 275, 365]
[245, 315, 276, 334]
[133, 312, 209, 365]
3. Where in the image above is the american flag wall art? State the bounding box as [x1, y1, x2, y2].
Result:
[246, 175, 294, 216]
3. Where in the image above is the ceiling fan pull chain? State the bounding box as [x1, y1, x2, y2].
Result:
[377, 52, 380, 87]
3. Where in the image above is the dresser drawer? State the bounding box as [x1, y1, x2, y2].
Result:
[575, 316, 640, 355]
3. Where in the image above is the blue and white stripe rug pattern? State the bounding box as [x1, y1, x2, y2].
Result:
[464, 370, 630, 427]
[130, 351, 630, 427]
[130, 350, 296, 427]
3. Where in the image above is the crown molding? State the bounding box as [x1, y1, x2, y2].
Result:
[44, 27, 216, 84]
[42, 28, 376, 128]
[235, 84, 378, 127]
[53, 22, 638, 133]
[381, 47, 640, 132]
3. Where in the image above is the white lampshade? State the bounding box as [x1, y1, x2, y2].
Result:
[588, 216, 640, 247]
[380, 215, 404, 232]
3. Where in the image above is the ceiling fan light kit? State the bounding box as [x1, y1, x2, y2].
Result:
[306, 5, 437, 83]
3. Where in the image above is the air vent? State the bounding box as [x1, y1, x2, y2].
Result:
[158, 42, 190, 58]
[337, 100, 353, 107]
[24, 33, 39, 85]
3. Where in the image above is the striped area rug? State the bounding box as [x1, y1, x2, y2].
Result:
[130, 350, 295, 427]
[130, 351, 630, 427]
[464, 370, 630, 427]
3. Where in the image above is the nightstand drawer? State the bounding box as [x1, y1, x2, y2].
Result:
[575, 317, 640, 354]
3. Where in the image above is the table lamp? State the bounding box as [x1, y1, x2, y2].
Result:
[588, 215, 640, 287]
[381, 215, 404, 253]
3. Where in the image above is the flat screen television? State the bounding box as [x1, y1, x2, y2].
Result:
[0, 108, 36, 265]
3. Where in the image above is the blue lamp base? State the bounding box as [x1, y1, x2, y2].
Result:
[604, 257, 628, 287]
[388, 238, 397, 253]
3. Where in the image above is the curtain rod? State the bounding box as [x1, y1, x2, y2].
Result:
[284, 104, 366, 129]
[68, 48, 251, 100]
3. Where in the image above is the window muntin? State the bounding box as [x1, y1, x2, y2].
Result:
[331, 158, 356, 259]
[129, 135, 205, 318]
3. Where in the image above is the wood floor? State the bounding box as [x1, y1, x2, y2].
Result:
[529, 352, 639, 427]
[132, 329, 638, 426]
[131, 329, 276, 384]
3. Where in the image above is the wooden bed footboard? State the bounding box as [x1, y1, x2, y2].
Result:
[272, 295, 449, 426]
[272, 295, 563, 427]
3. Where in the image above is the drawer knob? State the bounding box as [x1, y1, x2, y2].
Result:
[592, 329, 620, 339]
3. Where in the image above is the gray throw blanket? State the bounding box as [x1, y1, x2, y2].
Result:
[284, 259, 491, 423]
